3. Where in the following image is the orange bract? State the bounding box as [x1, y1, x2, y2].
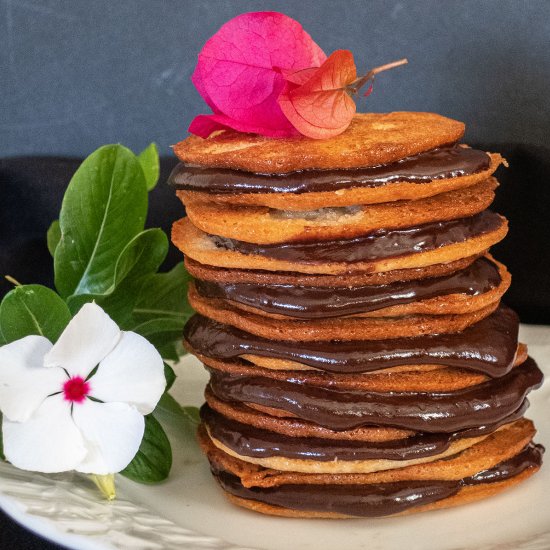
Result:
[278, 50, 358, 139]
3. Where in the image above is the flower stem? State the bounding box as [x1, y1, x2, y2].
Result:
[371, 58, 409, 75]
[348, 58, 408, 95]
[89, 474, 116, 501]
[4, 275, 22, 287]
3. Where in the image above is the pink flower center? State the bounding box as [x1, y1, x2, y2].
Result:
[63, 377, 90, 404]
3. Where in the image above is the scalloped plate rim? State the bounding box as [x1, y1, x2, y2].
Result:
[0, 490, 108, 550]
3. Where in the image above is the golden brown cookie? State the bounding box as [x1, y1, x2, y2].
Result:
[183, 306, 524, 376]
[222, 468, 538, 518]
[204, 389, 415, 442]
[205, 425, 490, 475]
[203, 388, 528, 443]
[188, 283, 498, 341]
[199, 420, 536, 488]
[174, 112, 466, 173]
[205, 357, 542, 433]
[189, 257, 510, 320]
[183, 178, 498, 243]
[226, 342, 528, 374]
[184, 254, 482, 287]
[177, 153, 502, 210]
[198, 421, 542, 517]
[201, 357, 531, 394]
[173, 216, 508, 275]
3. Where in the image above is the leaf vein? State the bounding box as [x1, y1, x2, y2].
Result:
[74, 152, 118, 295]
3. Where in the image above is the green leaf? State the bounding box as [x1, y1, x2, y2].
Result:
[132, 263, 192, 325]
[46, 220, 61, 257]
[155, 393, 200, 430]
[66, 229, 168, 324]
[153, 394, 200, 452]
[164, 363, 176, 391]
[54, 144, 148, 298]
[128, 318, 185, 359]
[120, 414, 172, 483]
[0, 316, 6, 346]
[157, 342, 184, 362]
[126, 263, 193, 360]
[157, 340, 185, 363]
[109, 229, 168, 291]
[138, 143, 160, 191]
[0, 285, 71, 343]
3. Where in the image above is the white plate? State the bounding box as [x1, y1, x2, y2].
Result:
[0, 324, 549, 550]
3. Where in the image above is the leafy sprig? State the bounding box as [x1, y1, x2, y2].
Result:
[0, 143, 196, 483]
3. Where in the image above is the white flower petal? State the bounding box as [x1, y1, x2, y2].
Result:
[89, 331, 165, 415]
[3, 394, 87, 473]
[0, 336, 66, 422]
[72, 400, 144, 475]
[44, 302, 121, 378]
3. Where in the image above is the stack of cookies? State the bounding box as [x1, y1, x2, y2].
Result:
[170, 112, 544, 518]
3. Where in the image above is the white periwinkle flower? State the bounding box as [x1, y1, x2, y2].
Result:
[0, 302, 166, 475]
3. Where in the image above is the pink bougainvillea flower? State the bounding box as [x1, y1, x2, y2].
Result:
[189, 11, 326, 138]
[187, 12, 408, 139]
[188, 112, 301, 139]
[0, 303, 165, 475]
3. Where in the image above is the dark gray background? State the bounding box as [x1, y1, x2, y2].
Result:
[1, 0, 550, 157]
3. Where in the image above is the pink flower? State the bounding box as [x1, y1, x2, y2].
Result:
[189, 11, 326, 138]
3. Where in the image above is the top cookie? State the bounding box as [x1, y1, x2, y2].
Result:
[173, 112, 465, 173]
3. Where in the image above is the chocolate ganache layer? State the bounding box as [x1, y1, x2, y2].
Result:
[184, 306, 519, 377]
[206, 357, 543, 432]
[212, 444, 544, 517]
[201, 404, 528, 463]
[170, 144, 490, 195]
[209, 211, 503, 263]
[194, 257, 501, 319]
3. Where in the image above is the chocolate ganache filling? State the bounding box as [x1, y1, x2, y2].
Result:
[201, 403, 528, 462]
[206, 357, 543, 432]
[212, 444, 544, 517]
[169, 144, 490, 195]
[183, 306, 519, 377]
[194, 257, 501, 319]
[209, 211, 503, 263]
